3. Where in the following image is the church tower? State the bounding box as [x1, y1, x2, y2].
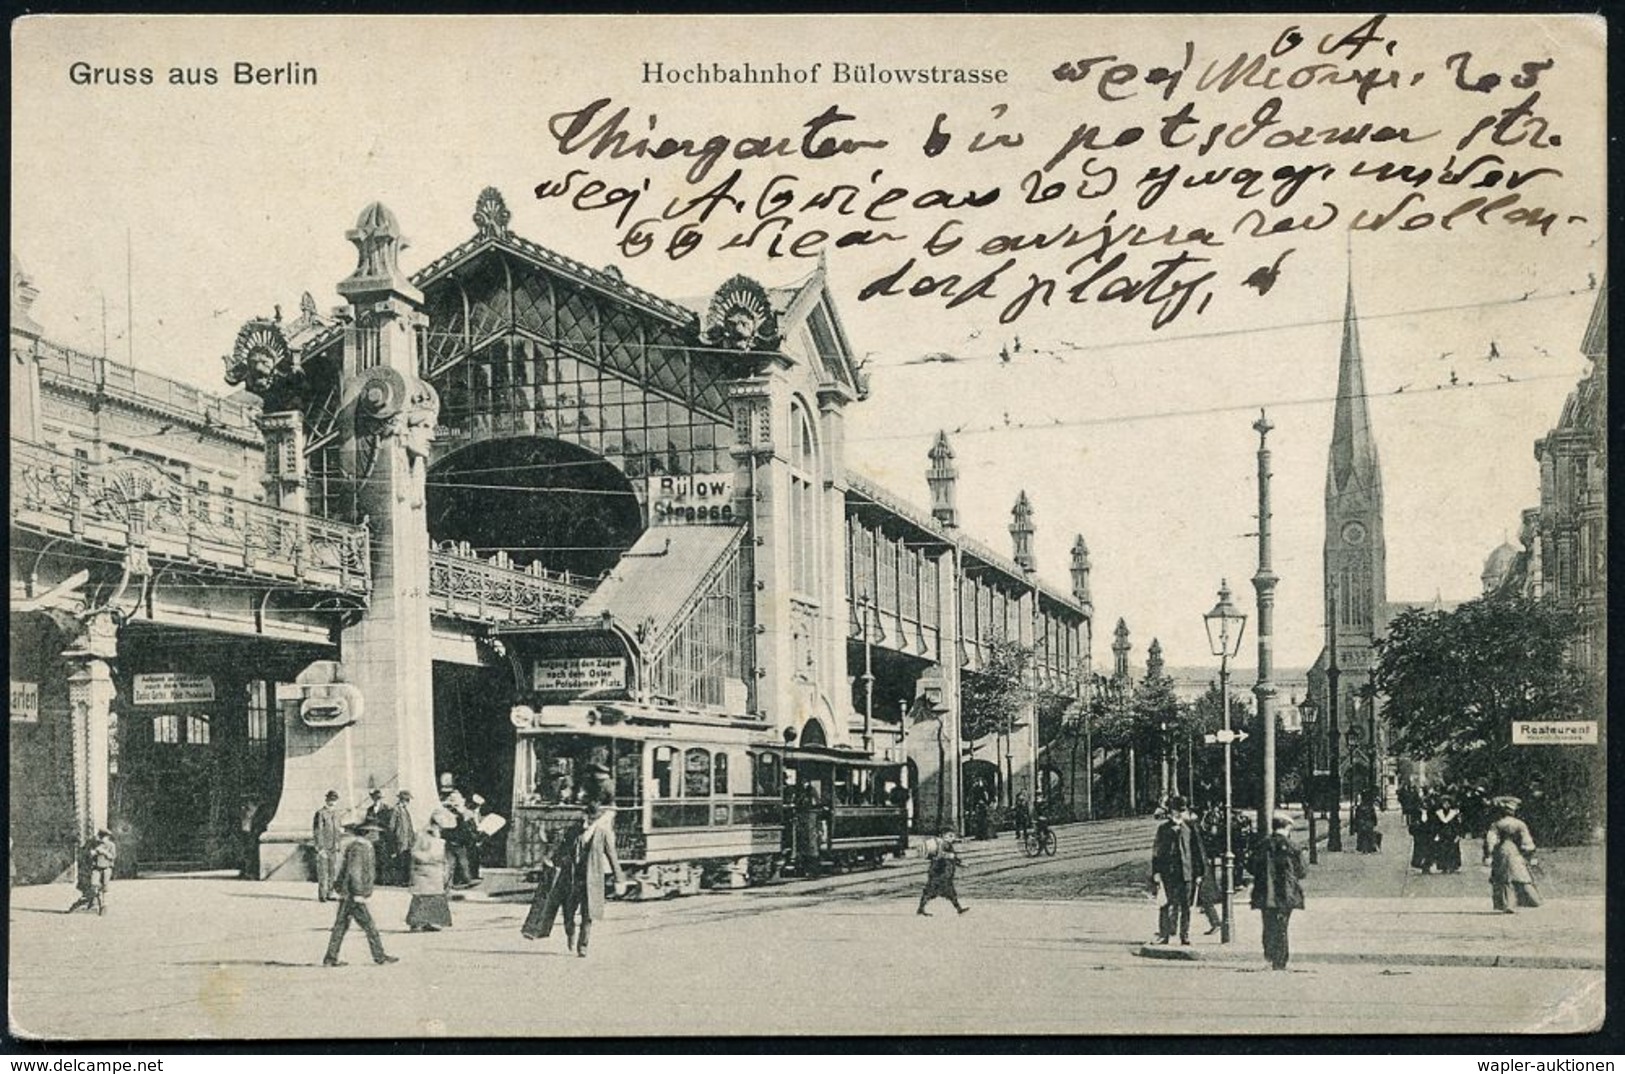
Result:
[1313, 271, 1390, 797]
[1324, 273, 1389, 660]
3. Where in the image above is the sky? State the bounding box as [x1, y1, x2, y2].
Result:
[11, 14, 1606, 671]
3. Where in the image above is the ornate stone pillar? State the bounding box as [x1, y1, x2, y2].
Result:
[260, 204, 440, 879]
[64, 612, 119, 846]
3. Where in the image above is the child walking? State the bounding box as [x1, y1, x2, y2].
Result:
[916, 832, 970, 917]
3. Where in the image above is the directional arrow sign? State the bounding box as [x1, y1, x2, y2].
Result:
[1208, 729, 1251, 744]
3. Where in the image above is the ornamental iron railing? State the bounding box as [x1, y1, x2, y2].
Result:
[427, 540, 595, 623]
[10, 438, 369, 594]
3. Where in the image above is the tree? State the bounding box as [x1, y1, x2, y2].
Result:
[960, 638, 1029, 753]
[1374, 596, 1601, 843]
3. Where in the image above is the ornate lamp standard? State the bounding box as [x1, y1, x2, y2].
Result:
[1297, 695, 1320, 865]
[1202, 579, 1248, 944]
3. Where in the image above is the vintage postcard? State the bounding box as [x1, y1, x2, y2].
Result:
[8, 14, 1607, 1041]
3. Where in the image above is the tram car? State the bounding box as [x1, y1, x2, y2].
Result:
[507, 702, 909, 898]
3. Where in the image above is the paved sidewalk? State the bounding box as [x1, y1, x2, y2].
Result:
[1135, 817, 1604, 970]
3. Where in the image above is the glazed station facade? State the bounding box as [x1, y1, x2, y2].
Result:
[10, 190, 1091, 890]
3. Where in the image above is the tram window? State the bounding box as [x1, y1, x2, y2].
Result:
[615, 752, 639, 803]
[713, 751, 729, 795]
[652, 746, 675, 799]
[752, 752, 780, 797]
[683, 748, 712, 797]
[186, 715, 211, 745]
[153, 715, 180, 744]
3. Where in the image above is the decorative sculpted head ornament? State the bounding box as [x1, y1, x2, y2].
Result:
[703, 275, 780, 356]
[224, 319, 292, 395]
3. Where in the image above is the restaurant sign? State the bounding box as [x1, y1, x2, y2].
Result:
[1511, 720, 1598, 746]
[133, 672, 216, 705]
[533, 658, 626, 694]
[648, 473, 735, 525]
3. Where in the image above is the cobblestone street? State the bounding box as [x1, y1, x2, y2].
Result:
[9, 816, 1604, 1039]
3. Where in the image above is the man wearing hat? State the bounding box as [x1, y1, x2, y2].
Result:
[311, 790, 343, 902]
[364, 789, 396, 882]
[390, 790, 416, 887]
[322, 818, 398, 967]
[1150, 796, 1208, 946]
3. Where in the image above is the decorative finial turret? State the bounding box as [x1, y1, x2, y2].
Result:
[337, 201, 419, 303]
[1111, 617, 1131, 679]
[1146, 638, 1165, 680]
[926, 430, 958, 528]
[1009, 489, 1035, 572]
[1069, 534, 1092, 608]
[473, 186, 511, 240]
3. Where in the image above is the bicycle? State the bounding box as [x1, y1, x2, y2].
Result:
[1021, 823, 1057, 857]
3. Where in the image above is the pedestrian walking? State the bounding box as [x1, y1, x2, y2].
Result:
[441, 789, 478, 888]
[1352, 792, 1382, 854]
[1428, 795, 1465, 874]
[390, 790, 416, 887]
[1409, 789, 1435, 872]
[796, 784, 823, 877]
[916, 832, 968, 916]
[1248, 812, 1306, 970]
[520, 810, 579, 943]
[68, 830, 117, 914]
[312, 790, 342, 901]
[322, 819, 398, 967]
[238, 797, 261, 879]
[405, 809, 454, 932]
[521, 792, 626, 956]
[466, 793, 487, 881]
[1149, 796, 1207, 945]
[1483, 797, 1543, 913]
[1194, 838, 1224, 936]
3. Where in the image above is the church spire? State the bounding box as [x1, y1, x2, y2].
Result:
[1329, 270, 1381, 497]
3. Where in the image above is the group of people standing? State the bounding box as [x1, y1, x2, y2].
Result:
[1152, 798, 1305, 969]
[1399, 782, 1489, 875]
[313, 777, 506, 966]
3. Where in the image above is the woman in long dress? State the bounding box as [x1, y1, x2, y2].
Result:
[405, 810, 454, 932]
[1429, 795, 1465, 873]
[1483, 797, 1542, 913]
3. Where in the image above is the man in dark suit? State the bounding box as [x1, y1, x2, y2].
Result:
[1150, 795, 1207, 946]
[390, 790, 416, 887]
[322, 819, 398, 967]
[311, 790, 342, 901]
[364, 789, 395, 882]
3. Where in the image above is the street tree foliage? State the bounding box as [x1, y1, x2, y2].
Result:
[1374, 596, 1601, 843]
[960, 638, 1029, 751]
[1035, 689, 1074, 749]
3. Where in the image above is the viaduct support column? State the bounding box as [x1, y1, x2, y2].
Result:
[261, 204, 440, 878]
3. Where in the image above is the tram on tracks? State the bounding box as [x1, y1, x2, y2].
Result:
[506, 701, 909, 898]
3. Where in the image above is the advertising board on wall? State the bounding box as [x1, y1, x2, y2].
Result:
[132, 672, 217, 706]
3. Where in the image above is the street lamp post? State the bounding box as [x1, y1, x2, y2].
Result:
[1297, 696, 1320, 865]
[1203, 579, 1248, 945]
[1326, 589, 1343, 853]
